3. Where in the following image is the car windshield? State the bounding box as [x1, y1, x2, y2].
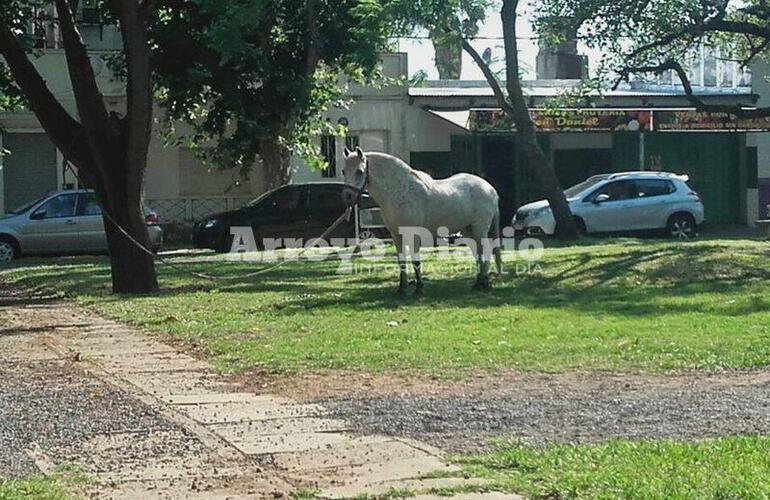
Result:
[247, 188, 280, 207]
[563, 175, 611, 198]
[8, 195, 48, 215]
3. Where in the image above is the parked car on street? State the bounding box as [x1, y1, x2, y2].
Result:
[0, 189, 163, 263]
[513, 172, 705, 239]
[192, 182, 380, 252]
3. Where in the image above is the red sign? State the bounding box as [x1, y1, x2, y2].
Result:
[470, 108, 652, 132]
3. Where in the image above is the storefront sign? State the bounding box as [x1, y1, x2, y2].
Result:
[470, 108, 652, 133]
[468, 108, 770, 132]
[654, 110, 770, 132]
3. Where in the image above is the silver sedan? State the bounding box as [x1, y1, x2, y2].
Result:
[0, 189, 163, 263]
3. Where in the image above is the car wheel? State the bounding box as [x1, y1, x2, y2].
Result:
[667, 213, 696, 240]
[0, 238, 18, 263]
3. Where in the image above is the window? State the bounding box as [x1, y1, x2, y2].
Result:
[588, 180, 636, 202]
[267, 186, 305, 213]
[76, 193, 103, 216]
[35, 194, 78, 219]
[565, 175, 610, 198]
[345, 135, 360, 150]
[634, 179, 675, 198]
[311, 186, 346, 215]
[31, 5, 58, 49]
[321, 135, 336, 178]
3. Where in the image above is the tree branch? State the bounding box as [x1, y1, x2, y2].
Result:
[305, 0, 320, 75]
[142, 0, 157, 14]
[460, 38, 514, 115]
[710, 19, 770, 39]
[54, 0, 115, 137]
[501, 0, 539, 135]
[0, 18, 91, 168]
[113, 0, 153, 190]
[619, 59, 770, 118]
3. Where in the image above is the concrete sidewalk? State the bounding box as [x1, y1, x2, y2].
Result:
[1, 293, 520, 499]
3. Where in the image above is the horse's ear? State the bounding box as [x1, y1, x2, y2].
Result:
[343, 147, 351, 159]
[355, 146, 363, 159]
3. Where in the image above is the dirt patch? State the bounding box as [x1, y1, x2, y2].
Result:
[284, 369, 770, 452]
[254, 367, 770, 401]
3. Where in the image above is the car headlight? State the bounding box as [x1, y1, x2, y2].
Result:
[203, 219, 218, 229]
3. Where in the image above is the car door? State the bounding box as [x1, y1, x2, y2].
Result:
[625, 179, 676, 230]
[75, 192, 107, 251]
[252, 185, 309, 247]
[19, 193, 80, 253]
[580, 180, 636, 232]
[306, 185, 354, 243]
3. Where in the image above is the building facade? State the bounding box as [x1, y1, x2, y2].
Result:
[1, 31, 767, 228]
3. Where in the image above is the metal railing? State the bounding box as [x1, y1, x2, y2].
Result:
[147, 197, 253, 224]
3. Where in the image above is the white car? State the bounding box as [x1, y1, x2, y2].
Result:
[0, 189, 164, 263]
[513, 172, 705, 239]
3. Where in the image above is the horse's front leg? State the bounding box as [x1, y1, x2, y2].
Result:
[394, 234, 408, 296]
[397, 258, 409, 296]
[471, 236, 491, 291]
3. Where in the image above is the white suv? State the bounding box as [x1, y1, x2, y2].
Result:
[513, 172, 705, 239]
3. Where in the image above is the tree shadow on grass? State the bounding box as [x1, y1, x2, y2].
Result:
[262, 245, 770, 319]
[5, 243, 769, 320]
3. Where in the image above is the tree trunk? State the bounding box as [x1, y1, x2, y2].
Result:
[518, 135, 576, 238]
[93, 168, 159, 294]
[500, 0, 577, 239]
[461, 0, 577, 239]
[260, 137, 293, 190]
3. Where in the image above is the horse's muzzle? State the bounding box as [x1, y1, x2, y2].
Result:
[341, 187, 359, 207]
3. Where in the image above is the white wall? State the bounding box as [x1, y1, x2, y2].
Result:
[293, 52, 468, 184]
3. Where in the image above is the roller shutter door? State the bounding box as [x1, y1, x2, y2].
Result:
[645, 133, 740, 224]
[3, 133, 58, 212]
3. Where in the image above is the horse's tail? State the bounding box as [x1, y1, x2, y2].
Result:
[490, 210, 503, 276]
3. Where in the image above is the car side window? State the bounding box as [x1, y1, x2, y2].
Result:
[311, 186, 346, 215]
[76, 193, 103, 216]
[634, 179, 675, 198]
[588, 180, 635, 202]
[266, 186, 306, 213]
[34, 193, 78, 219]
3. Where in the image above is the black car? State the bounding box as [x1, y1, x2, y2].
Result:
[192, 182, 377, 252]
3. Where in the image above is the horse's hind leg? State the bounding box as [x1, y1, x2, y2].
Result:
[412, 237, 423, 296]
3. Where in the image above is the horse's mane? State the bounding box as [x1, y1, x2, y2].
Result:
[367, 152, 433, 188]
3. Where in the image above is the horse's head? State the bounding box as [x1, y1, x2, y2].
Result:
[341, 146, 367, 207]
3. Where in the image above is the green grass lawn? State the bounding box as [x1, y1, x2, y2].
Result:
[0, 476, 71, 500]
[0, 466, 84, 500]
[2, 238, 770, 374]
[455, 435, 770, 499]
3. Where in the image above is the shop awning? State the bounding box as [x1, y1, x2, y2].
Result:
[427, 107, 770, 133]
[426, 110, 471, 131]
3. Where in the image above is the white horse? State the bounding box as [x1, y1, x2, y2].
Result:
[341, 147, 502, 294]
